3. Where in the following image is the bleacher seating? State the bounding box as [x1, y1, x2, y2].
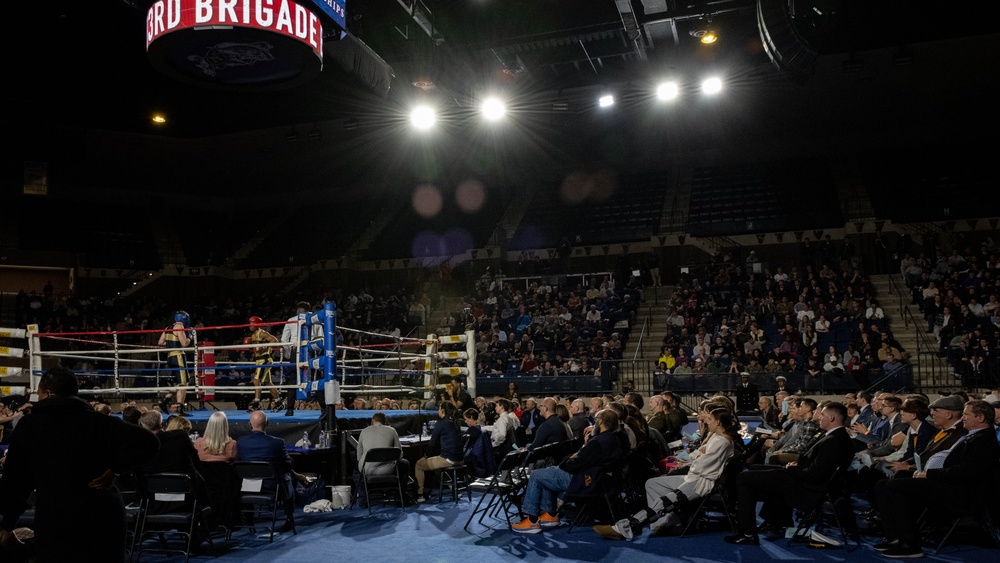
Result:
[509, 172, 666, 250]
[687, 158, 842, 237]
[860, 145, 998, 223]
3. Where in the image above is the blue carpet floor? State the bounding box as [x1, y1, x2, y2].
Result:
[135, 493, 999, 563]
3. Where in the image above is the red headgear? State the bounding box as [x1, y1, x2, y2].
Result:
[249, 316, 263, 329]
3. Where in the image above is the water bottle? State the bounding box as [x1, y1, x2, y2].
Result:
[190, 431, 199, 443]
[302, 431, 312, 449]
[317, 432, 326, 449]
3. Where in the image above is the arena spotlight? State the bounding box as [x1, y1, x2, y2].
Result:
[656, 81, 680, 101]
[481, 97, 506, 121]
[598, 94, 614, 107]
[701, 77, 723, 95]
[410, 105, 436, 130]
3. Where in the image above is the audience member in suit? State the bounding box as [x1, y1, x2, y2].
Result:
[236, 410, 312, 532]
[895, 395, 966, 478]
[519, 399, 545, 441]
[874, 399, 1000, 558]
[354, 411, 408, 507]
[0, 367, 158, 563]
[854, 392, 875, 428]
[725, 401, 855, 545]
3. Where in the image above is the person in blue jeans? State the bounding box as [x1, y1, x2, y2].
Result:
[512, 408, 622, 533]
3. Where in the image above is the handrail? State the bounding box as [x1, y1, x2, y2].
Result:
[632, 307, 651, 363]
[884, 273, 949, 390]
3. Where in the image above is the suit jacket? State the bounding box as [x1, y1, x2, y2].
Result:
[855, 405, 874, 428]
[917, 421, 966, 463]
[519, 408, 544, 434]
[786, 426, 855, 497]
[927, 427, 1000, 488]
[237, 430, 294, 477]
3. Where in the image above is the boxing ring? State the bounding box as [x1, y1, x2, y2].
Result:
[19, 304, 476, 453]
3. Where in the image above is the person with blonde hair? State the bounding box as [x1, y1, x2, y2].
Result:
[194, 411, 238, 462]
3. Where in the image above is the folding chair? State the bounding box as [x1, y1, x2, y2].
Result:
[680, 456, 743, 537]
[232, 461, 288, 543]
[563, 460, 626, 533]
[134, 473, 215, 563]
[787, 462, 858, 551]
[358, 447, 406, 514]
[919, 496, 1000, 554]
[464, 448, 529, 531]
[434, 435, 473, 503]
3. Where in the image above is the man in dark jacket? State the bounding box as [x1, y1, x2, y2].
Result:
[734, 372, 760, 415]
[526, 398, 568, 452]
[236, 411, 312, 532]
[512, 408, 622, 533]
[874, 399, 1000, 558]
[725, 401, 855, 545]
[0, 367, 159, 562]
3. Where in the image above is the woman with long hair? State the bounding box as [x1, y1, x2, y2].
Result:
[594, 407, 736, 540]
[193, 411, 237, 462]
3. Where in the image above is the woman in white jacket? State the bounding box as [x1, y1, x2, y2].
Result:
[594, 406, 736, 540]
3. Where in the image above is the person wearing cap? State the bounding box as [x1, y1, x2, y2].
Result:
[903, 395, 968, 475]
[874, 399, 1000, 558]
[735, 372, 759, 415]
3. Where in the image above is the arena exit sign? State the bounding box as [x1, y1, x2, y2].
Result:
[311, 0, 346, 30]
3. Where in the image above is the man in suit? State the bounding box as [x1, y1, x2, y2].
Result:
[734, 372, 760, 415]
[236, 411, 313, 532]
[520, 398, 545, 440]
[725, 401, 855, 545]
[854, 391, 875, 428]
[874, 399, 1000, 558]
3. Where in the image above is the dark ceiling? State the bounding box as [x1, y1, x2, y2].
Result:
[5, 0, 1000, 195]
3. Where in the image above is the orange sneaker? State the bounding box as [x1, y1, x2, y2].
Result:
[512, 517, 542, 534]
[538, 512, 561, 528]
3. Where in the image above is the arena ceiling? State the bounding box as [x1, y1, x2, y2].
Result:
[5, 0, 1000, 194]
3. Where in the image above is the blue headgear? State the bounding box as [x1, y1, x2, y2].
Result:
[174, 311, 191, 328]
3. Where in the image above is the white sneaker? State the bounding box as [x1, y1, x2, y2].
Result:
[612, 518, 635, 541]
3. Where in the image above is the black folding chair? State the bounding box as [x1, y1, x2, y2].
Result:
[680, 456, 743, 537]
[563, 460, 626, 533]
[232, 461, 289, 543]
[787, 462, 858, 551]
[134, 473, 215, 563]
[358, 447, 406, 514]
[464, 448, 529, 531]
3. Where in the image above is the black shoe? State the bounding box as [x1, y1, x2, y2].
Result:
[758, 522, 786, 535]
[874, 539, 901, 552]
[882, 543, 923, 558]
[278, 520, 296, 534]
[724, 533, 760, 546]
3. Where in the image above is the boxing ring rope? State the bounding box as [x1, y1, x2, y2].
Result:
[24, 305, 477, 408]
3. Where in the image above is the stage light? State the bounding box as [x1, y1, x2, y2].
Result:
[151, 114, 166, 124]
[481, 97, 506, 121]
[598, 94, 614, 107]
[701, 77, 723, 95]
[410, 105, 436, 130]
[656, 81, 679, 101]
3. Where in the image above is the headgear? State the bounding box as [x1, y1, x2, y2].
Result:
[249, 316, 263, 329]
[174, 311, 191, 328]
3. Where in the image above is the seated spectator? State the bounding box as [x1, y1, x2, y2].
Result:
[236, 411, 313, 532]
[194, 411, 237, 462]
[414, 403, 464, 502]
[873, 399, 999, 558]
[594, 406, 736, 539]
[512, 408, 622, 533]
[354, 412, 408, 508]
